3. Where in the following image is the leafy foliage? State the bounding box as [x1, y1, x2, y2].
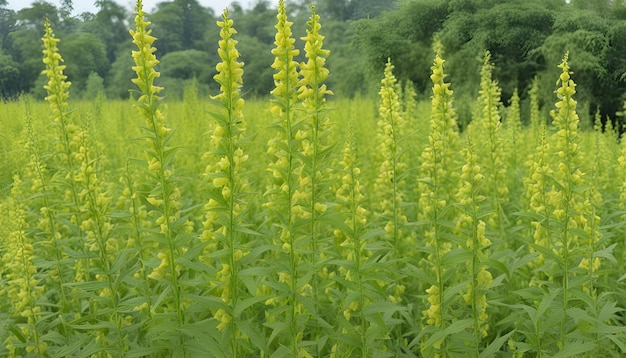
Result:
[0, 1, 625, 357]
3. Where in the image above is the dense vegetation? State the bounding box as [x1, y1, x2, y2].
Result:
[2, 0, 626, 128]
[0, 0, 625, 357]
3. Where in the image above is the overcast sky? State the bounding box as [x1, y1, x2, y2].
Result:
[5, 0, 256, 15]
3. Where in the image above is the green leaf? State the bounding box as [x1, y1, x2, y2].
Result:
[424, 319, 473, 348]
[234, 296, 270, 317]
[552, 341, 596, 357]
[480, 330, 515, 358]
[607, 334, 626, 353]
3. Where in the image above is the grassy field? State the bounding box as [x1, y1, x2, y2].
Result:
[0, 1, 625, 357]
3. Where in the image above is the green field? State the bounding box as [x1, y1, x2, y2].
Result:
[0, 1, 625, 357]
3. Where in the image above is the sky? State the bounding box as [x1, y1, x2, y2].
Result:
[5, 0, 255, 16]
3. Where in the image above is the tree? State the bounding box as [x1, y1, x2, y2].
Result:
[0, 51, 20, 99]
[236, 1, 276, 45]
[59, 32, 108, 92]
[236, 34, 274, 97]
[0, 5, 16, 50]
[84, 71, 105, 99]
[149, 0, 214, 56]
[160, 49, 214, 81]
[355, 0, 448, 94]
[106, 48, 135, 99]
[538, 6, 615, 125]
[89, 0, 129, 63]
[441, 0, 555, 100]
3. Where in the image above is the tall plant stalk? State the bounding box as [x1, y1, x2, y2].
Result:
[201, 8, 251, 356]
[264, 1, 306, 355]
[130, 0, 189, 352]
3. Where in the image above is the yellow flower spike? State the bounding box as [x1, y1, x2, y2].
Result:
[201, 9, 253, 353]
[455, 134, 492, 342]
[549, 52, 601, 345]
[2, 177, 46, 355]
[419, 53, 462, 354]
[42, 19, 71, 122]
[130, 0, 164, 125]
[298, 5, 333, 103]
[374, 58, 408, 255]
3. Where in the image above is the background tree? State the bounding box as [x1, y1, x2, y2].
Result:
[0, 51, 19, 99]
[159, 49, 216, 99]
[354, 0, 447, 95]
[91, 0, 129, 63]
[59, 32, 108, 92]
[149, 0, 214, 56]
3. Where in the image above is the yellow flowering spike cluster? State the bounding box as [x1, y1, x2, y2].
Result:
[130, 0, 163, 109]
[550, 53, 598, 258]
[455, 137, 486, 233]
[212, 9, 245, 116]
[294, 5, 333, 224]
[117, 167, 152, 252]
[617, 102, 626, 226]
[42, 19, 70, 122]
[265, 3, 309, 355]
[270, 0, 299, 113]
[419, 53, 460, 266]
[203, 8, 251, 326]
[73, 129, 115, 259]
[523, 125, 556, 268]
[23, 118, 70, 308]
[298, 6, 332, 106]
[423, 284, 442, 327]
[551, 53, 582, 178]
[420, 54, 461, 335]
[455, 137, 492, 339]
[335, 135, 369, 324]
[335, 138, 367, 231]
[202, 9, 249, 251]
[374, 59, 408, 249]
[2, 177, 46, 356]
[130, 5, 192, 339]
[462, 265, 493, 338]
[470, 51, 508, 229]
[265, 0, 302, 219]
[130, 0, 189, 238]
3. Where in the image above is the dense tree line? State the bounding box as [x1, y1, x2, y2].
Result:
[356, 0, 626, 128]
[1, 0, 626, 127]
[0, 0, 396, 101]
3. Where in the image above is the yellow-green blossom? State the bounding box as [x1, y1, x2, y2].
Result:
[420, 53, 460, 341]
[2, 176, 46, 356]
[42, 19, 70, 122]
[374, 59, 408, 252]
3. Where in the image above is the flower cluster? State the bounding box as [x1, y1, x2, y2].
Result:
[420, 54, 461, 337]
[42, 19, 70, 122]
[2, 176, 46, 355]
[335, 135, 369, 319]
[456, 137, 492, 338]
[524, 125, 556, 268]
[550, 53, 597, 260]
[472, 52, 508, 229]
[374, 59, 407, 247]
[298, 6, 332, 106]
[202, 9, 249, 252]
[293, 5, 333, 224]
[269, 0, 299, 112]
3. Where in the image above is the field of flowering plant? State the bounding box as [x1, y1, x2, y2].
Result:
[0, 0, 625, 356]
